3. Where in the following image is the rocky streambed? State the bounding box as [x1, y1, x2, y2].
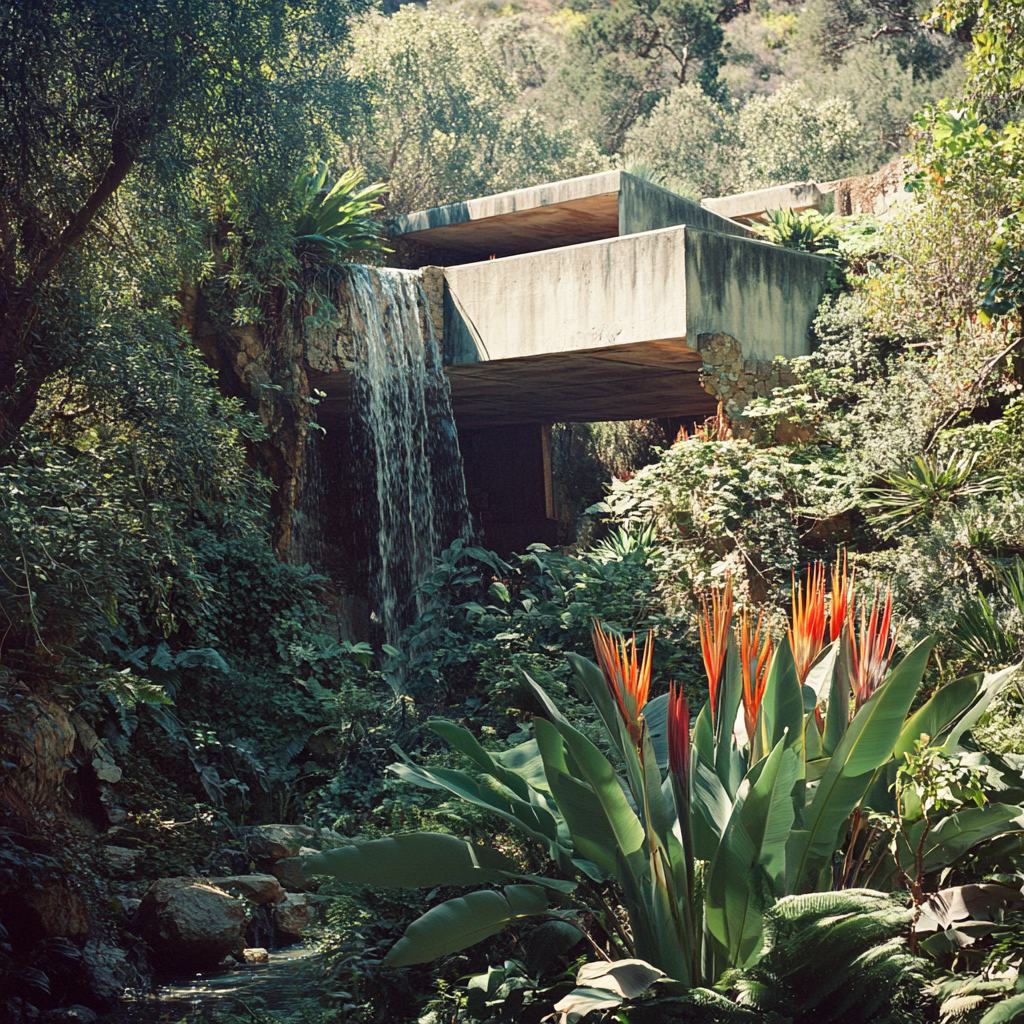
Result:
[3, 824, 334, 1023]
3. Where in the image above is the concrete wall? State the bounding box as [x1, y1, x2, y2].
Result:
[618, 174, 753, 240]
[443, 226, 691, 364]
[442, 225, 829, 367]
[684, 229, 831, 362]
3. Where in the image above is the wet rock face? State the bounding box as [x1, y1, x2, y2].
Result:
[273, 893, 309, 941]
[132, 879, 246, 972]
[0, 693, 76, 815]
[207, 874, 286, 905]
[1, 879, 92, 946]
[245, 824, 316, 862]
[270, 848, 319, 892]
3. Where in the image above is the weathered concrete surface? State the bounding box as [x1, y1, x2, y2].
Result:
[703, 182, 825, 224]
[390, 171, 750, 264]
[442, 225, 830, 425]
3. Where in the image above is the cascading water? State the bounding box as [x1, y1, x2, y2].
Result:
[341, 266, 470, 645]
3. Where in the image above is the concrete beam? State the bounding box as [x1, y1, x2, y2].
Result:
[389, 170, 751, 264]
[703, 182, 824, 224]
[441, 225, 830, 425]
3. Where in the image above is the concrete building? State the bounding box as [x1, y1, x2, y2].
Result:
[385, 171, 832, 554]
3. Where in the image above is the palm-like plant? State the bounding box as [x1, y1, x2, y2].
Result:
[759, 208, 841, 255]
[301, 567, 1024, 1022]
[863, 453, 1003, 534]
[292, 166, 390, 267]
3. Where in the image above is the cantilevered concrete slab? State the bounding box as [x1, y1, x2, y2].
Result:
[441, 224, 832, 426]
[390, 170, 753, 264]
[702, 182, 827, 225]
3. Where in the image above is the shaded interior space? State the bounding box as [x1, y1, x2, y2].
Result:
[393, 191, 621, 264]
[446, 339, 715, 428]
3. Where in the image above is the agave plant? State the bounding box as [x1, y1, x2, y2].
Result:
[301, 568, 1024, 1021]
[863, 452, 1004, 534]
[759, 208, 841, 255]
[292, 166, 390, 267]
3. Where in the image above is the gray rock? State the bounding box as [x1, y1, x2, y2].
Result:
[133, 878, 246, 972]
[270, 848, 319, 892]
[245, 824, 315, 861]
[206, 874, 285, 904]
[40, 1007, 98, 1024]
[101, 845, 140, 878]
[272, 893, 309, 940]
[80, 940, 132, 1007]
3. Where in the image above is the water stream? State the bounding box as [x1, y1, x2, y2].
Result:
[342, 266, 470, 645]
[113, 947, 319, 1023]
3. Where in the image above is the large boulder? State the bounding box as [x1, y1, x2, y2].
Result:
[132, 878, 246, 972]
[1, 879, 92, 946]
[245, 824, 315, 862]
[270, 848, 319, 892]
[206, 874, 285, 905]
[272, 893, 309, 942]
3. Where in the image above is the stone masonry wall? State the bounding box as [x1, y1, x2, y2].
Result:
[697, 332, 797, 414]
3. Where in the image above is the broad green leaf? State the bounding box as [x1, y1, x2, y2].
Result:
[804, 641, 839, 703]
[759, 638, 804, 754]
[492, 737, 552, 795]
[706, 736, 801, 967]
[822, 631, 851, 757]
[900, 803, 1024, 875]
[692, 757, 733, 862]
[894, 675, 979, 758]
[567, 652, 626, 759]
[303, 833, 516, 887]
[429, 719, 532, 801]
[943, 665, 1022, 753]
[980, 993, 1024, 1023]
[535, 718, 646, 879]
[385, 885, 548, 966]
[388, 760, 564, 853]
[645, 692, 670, 768]
[787, 636, 936, 892]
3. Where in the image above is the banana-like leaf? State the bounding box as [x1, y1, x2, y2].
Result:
[385, 885, 548, 966]
[894, 675, 979, 759]
[787, 636, 936, 893]
[567, 652, 627, 760]
[706, 735, 801, 967]
[692, 756, 733, 862]
[388, 759, 567, 857]
[822, 630, 852, 756]
[549, 959, 664, 1024]
[759, 639, 805, 754]
[535, 717, 646, 881]
[718, 634, 746, 798]
[943, 665, 1022, 753]
[428, 719, 534, 802]
[492, 736, 552, 795]
[302, 833, 517, 887]
[980, 993, 1024, 1023]
[899, 803, 1024, 875]
[645, 692, 670, 769]
[804, 641, 840, 703]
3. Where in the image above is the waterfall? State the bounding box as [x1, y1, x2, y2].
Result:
[341, 266, 470, 645]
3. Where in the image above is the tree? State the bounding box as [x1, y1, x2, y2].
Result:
[558, 0, 727, 151]
[0, 0, 363, 450]
[343, 8, 603, 214]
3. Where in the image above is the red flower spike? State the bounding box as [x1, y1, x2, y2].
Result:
[698, 578, 733, 728]
[592, 621, 653, 748]
[667, 681, 691, 785]
[740, 607, 773, 743]
[789, 563, 827, 684]
[829, 550, 856, 643]
[849, 585, 898, 712]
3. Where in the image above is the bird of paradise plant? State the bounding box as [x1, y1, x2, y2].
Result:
[698, 577, 733, 729]
[740, 606, 774, 752]
[305, 566, 1024, 1023]
[789, 562, 826, 684]
[830, 549, 855, 642]
[849, 584, 898, 712]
